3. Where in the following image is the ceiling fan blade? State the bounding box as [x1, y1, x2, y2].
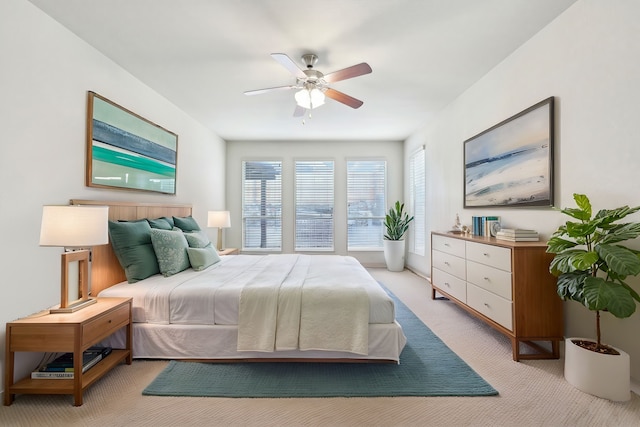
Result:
[271, 53, 307, 79]
[323, 63, 372, 83]
[244, 85, 296, 96]
[293, 105, 306, 117]
[324, 88, 364, 109]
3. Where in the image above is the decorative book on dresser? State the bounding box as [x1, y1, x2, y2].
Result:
[430, 232, 563, 361]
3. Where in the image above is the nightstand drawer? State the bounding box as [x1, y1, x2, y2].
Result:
[82, 303, 129, 345]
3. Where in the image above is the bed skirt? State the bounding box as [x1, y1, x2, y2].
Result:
[102, 321, 407, 363]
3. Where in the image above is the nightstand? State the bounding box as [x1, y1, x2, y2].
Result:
[4, 297, 132, 406]
[218, 248, 239, 255]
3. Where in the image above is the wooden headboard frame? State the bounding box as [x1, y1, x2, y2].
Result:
[70, 199, 192, 296]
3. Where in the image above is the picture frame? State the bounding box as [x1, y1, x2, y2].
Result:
[464, 97, 554, 208]
[86, 91, 178, 194]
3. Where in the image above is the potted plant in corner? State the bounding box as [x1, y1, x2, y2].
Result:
[546, 193, 640, 401]
[383, 201, 414, 272]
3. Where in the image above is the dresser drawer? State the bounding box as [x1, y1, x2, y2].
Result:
[467, 283, 513, 331]
[466, 241, 511, 272]
[432, 268, 467, 303]
[432, 250, 466, 280]
[432, 234, 465, 257]
[466, 260, 512, 300]
[82, 303, 129, 344]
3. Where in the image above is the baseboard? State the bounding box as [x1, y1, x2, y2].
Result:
[405, 266, 429, 280]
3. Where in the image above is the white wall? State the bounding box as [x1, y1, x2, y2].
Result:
[226, 140, 404, 266]
[0, 0, 226, 389]
[405, 0, 640, 383]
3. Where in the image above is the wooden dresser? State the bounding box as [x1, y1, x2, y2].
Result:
[430, 232, 563, 361]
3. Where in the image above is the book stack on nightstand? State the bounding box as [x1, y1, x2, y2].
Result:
[495, 228, 540, 242]
[31, 347, 112, 379]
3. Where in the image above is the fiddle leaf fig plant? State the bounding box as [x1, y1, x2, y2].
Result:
[383, 201, 414, 241]
[546, 193, 640, 352]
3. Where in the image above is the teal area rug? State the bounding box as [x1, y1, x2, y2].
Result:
[142, 286, 498, 397]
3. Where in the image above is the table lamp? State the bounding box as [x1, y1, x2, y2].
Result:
[208, 211, 231, 251]
[39, 205, 109, 313]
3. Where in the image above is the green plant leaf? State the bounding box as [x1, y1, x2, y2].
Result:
[584, 277, 636, 318]
[594, 205, 640, 227]
[546, 236, 577, 254]
[573, 194, 592, 217]
[562, 207, 591, 221]
[556, 271, 588, 302]
[584, 276, 609, 311]
[565, 221, 598, 238]
[600, 222, 640, 244]
[570, 250, 599, 271]
[597, 244, 640, 276]
[549, 250, 590, 275]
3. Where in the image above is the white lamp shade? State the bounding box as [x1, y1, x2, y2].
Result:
[295, 88, 325, 109]
[208, 211, 231, 228]
[40, 205, 109, 247]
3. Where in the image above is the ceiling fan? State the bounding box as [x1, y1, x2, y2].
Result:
[244, 53, 372, 117]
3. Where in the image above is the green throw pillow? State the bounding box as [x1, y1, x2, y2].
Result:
[147, 217, 173, 230]
[150, 228, 191, 277]
[187, 244, 221, 271]
[173, 216, 201, 232]
[184, 231, 211, 248]
[108, 220, 160, 283]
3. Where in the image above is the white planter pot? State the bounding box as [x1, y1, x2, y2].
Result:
[383, 240, 406, 272]
[564, 337, 630, 402]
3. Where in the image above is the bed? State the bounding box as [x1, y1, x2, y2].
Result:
[72, 199, 406, 363]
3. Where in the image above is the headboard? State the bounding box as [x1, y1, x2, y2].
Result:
[70, 199, 192, 296]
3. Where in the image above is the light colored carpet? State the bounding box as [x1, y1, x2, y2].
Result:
[1, 268, 639, 426]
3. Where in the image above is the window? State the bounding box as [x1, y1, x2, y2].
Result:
[347, 160, 386, 250]
[409, 148, 426, 255]
[242, 161, 282, 250]
[295, 160, 334, 250]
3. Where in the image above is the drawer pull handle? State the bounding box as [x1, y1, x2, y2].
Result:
[483, 253, 489, 257]
[444, 282, 450, 287]
[108, 320, 112, 323]
[483, 277, 490, 281]
[444, 261, 450, 266]
[484, 303, 491, 308]
[444, 243, 450, 247]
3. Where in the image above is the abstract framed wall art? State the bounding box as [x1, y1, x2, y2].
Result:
[464, 97, 554, 208]
[86, 91, 178, 194]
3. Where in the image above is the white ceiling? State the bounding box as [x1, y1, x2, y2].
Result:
[28, 0, 577, 142]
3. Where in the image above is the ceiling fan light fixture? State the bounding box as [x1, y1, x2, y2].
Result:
[295, 88, 325, 109]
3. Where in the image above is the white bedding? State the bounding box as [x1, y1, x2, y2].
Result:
[99, 254, 399, 356]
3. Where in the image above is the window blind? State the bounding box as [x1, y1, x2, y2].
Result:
[347, 160, 386, 250]
[242, 161, 282, 250]
[295, 160, 334, 250]
[410, 148, 426, 255]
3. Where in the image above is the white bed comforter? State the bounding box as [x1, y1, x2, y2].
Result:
[99, 254, 395, 355]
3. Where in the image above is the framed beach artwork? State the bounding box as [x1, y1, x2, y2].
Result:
[464, 97, 554, 208]
[86, 92, 178, 194]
